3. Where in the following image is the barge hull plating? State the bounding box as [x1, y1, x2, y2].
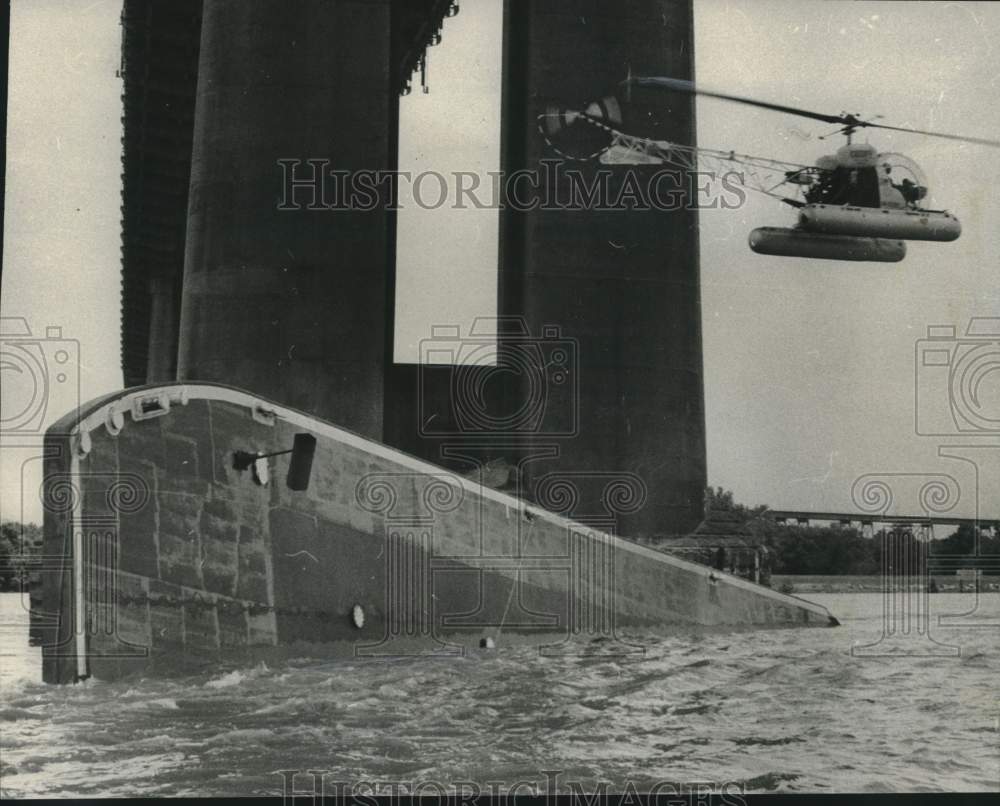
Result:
[38, 383, 837, 683]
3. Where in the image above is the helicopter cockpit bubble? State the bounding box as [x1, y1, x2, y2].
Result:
[877, 153, 929, 209]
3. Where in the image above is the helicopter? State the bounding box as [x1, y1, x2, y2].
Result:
[540, 76, 1000, 263]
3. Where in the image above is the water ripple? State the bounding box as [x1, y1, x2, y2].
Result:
[1, 593, 998, 796]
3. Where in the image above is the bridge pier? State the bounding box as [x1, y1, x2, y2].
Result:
[177, 0, 397, 440]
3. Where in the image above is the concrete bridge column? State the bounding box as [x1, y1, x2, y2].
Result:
[177, 0, 396, 438]
[496, 0, 706, 539]
[145, 276, 179, 383]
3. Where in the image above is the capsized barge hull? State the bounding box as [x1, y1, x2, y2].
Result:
[37, 383, 837, 683]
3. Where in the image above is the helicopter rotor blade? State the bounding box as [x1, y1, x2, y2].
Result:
[626, 76, 1000, 147]
[624, 76, 846, 125]
[860, 120, 1000, 148]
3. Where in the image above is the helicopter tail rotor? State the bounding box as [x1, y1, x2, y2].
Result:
[542, 95, 623, 138]
[540, 95, 623, 160]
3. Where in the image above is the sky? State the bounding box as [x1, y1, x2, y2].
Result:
[691, 1, 1000, 521]
[3, 0, 1000, 525]
[394, 0, 503, 361]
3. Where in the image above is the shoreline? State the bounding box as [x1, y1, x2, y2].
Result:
[772, 574, 1000, 593]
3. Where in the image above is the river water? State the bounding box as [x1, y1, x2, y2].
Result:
[1, 592, 997, 797]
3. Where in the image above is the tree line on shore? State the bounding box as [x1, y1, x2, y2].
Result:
[0, 521, 42, 591]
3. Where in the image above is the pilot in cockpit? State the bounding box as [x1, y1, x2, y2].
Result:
[882, 163, 926, 208]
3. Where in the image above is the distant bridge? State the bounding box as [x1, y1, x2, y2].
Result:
[764, 510, 1000, 536]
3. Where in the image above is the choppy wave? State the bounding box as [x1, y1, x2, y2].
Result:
[1, 593, 998, 797]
